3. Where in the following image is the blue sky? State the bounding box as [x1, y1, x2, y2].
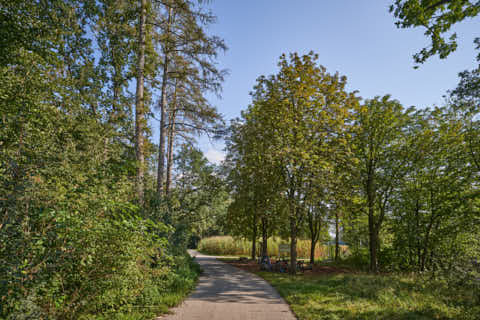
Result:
[188, 0, 479, 163]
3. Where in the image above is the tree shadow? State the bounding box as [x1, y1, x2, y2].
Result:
[262, 272, 470, 319]
[187, 255, 288, 305]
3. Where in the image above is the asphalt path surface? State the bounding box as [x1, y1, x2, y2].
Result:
[158, 250, 296, 320]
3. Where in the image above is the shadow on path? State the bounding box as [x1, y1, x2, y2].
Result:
[158, 251, 296, 320]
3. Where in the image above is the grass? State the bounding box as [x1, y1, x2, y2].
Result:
[198, 236, 347, 259]
[256, 271, 480, 320]
[146, 256, 203, 316]
[201, 236, 479, 319]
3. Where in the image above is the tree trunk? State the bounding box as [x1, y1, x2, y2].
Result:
[420, 190, 438, 271]
[368, 208, 378, 273]
[251, 230, 257, 261]
[156, 6, 173, 198]
[366, 165, 378, 273]
[335, 210, 340, 261]
[135, 0, 146, 206]
[165, 115, 175, 195]
[251, 214, 257, 260]
[308, 206, 319, 264]
[156, 60, 168, 197]
[369, 226, 379, 273]
[261, 216, 268, 258]
[415, 199, 422, 270]
[165, 82, 178, 195]
[310, 238, 317, 265]
[112, 68, 120, 122]
[289, 208, 297, 275]
[421, 214, 435, 271]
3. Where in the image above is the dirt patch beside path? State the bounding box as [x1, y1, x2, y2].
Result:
[222, 258, 351, 275]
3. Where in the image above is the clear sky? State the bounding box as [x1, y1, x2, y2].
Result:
[190, 0, 479, 163]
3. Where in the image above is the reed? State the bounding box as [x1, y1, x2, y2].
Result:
[198, 236, 330, 259]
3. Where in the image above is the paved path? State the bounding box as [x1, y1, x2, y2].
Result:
[158, 251, 296, 320]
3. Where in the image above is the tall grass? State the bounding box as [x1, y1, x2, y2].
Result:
[258, 272, 479, 320]
[197, 236, 332, 259]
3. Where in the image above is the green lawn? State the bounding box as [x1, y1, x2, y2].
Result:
[256, 272, 479, 320]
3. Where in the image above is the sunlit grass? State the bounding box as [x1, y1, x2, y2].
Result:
[257, 272, 479, 320]
[198, 236, 339, 259]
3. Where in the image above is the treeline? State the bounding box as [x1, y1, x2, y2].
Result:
[1, 0, 228, 319]
[225, 51, 480, 282]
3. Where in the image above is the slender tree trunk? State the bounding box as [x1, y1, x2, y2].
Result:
[251, 214, 257, 260]
[112, 53, 120, 119]
[367, 175, 378, 273]
[415, 199, 422, 270]
[261, 216, 268, 258]
[165, 82, 177, 195]
[368, 215, 378, 272]
[421, 207, 436, 271]
[165, 113, 176, 195]
[335, 210, 340, 261]
[156, 59, 168, 196]
[105, 64, 121, 162]
[289, 206, 297, 275]
[135, 0, 146, 206]
[308, 207, 318, 264]
[409, 199, 420, 267]
[365, 161, 379, 273]
[156, 6, 173, 198]
[423, 191, 438, 271]
[369, 228, 379, 272]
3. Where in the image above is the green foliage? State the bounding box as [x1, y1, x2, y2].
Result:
[225, 48, 479, 279]
[224, 47, 480, 281]
[154, 144, 230, 248]
[381, 107, 478, 277]
[0, 193, 200, 319]
[350, 95, 412, 272]
[390, 0, 480, 64]
[449, 43, 480, 171]
[226, 51, 359, 270]
[0, 1, 203, 318]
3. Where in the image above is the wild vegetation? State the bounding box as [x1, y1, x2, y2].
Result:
[198, 236, 341, 259]
[1, 0, 228, 318]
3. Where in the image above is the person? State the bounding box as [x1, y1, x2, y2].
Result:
[260, 255, 272, 271]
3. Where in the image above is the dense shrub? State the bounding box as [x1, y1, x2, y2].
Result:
[336, 247, 370, 271]
[0, 83, 201, 318]
[0, 202, 200, 320]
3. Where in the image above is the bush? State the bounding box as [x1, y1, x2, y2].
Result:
[336, 247, 370, 271]
[0, 206, 200, 320]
